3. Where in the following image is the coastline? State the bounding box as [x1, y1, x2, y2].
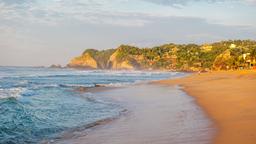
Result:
[157, 70, 256, 144]
[53, 84, 214, 144]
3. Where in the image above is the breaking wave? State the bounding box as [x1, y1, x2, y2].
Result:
[0, 87, 26, 99]
[0, 66, 187, 144]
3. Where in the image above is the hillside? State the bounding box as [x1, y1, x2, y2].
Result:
[68, 40, 256, 71]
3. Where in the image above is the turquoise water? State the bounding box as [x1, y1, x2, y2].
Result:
[0, 67, 185, 144]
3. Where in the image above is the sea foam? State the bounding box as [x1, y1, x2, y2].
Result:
[0, 87, 25, 99]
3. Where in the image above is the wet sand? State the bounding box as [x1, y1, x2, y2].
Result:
[55, 84, 214, 144]
[158, 70, 256, 144]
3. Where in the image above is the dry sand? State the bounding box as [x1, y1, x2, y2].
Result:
[158, 70, 256, 144]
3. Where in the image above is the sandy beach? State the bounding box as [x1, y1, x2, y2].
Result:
[158, 70, 256, 144]
[51, 70, 256, 144]
[54, 84, 214, 144]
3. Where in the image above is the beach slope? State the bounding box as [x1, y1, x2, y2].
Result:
[158, 70, 256, 144]
[55, 84, 213, 144]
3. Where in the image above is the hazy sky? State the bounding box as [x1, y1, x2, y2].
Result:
[0, 0, 256, 66]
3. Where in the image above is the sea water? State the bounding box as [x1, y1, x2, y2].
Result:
[0, 67, 186, 144]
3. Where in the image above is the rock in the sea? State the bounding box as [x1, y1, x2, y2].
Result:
[49, 64, 62, 69]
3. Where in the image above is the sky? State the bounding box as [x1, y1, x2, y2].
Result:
[0, 0, 256, 66]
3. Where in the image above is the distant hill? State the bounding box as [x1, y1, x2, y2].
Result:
[67, 40, 256, 71]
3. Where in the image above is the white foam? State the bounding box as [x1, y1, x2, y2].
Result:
[97, 83, 131, 87]
[72, 70, 174, 77]
[59, 84, 94, 88]
[0, 87, 25, 99]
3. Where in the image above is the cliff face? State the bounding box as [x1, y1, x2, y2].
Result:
[107, 49, 137, 70]
[68, 53, 98, 69]
[213, 49, 232, 70]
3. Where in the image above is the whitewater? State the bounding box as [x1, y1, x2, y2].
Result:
[0, 67, 186, 144]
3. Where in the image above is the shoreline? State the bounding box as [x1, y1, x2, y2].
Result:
[43, 110, 129, 144]
[157, 70, 256, 144]
[43, 86, 128, 144]
[53, 84, 214, 144]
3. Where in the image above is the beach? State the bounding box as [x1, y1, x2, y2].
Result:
[54, 84, 214, 144]
[3, 68, 254, 144]
[158, 70, 256, 144]
[50, 70, 256, 144]
[2, 1, 256, 143]
[0, 68, 184, 144]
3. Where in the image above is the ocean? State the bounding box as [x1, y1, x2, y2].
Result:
[0, 67, 186, 144]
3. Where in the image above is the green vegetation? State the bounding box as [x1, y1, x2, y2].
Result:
[74, 40, 256, 71]
[83, 48, 116, 69]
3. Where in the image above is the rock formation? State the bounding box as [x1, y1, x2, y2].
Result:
[67, 53, 98, 69]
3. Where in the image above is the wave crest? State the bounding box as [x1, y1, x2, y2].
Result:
[0, 88, 25, 99]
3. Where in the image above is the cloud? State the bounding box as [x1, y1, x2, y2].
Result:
[0, 0, 255, 28]
[143, 0, 256, 7]
[245, 0, 256, 4]
[142, 0, 224, 7]
[0, 0, 153, 27]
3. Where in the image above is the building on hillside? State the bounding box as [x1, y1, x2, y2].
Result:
[201, 44, 213, 52]
[230, 44, 236, 49]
